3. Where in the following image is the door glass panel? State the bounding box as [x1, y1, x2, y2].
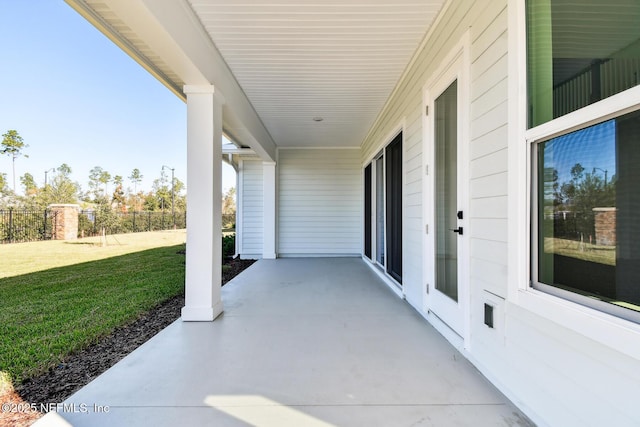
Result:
[364, 164, 372, 259]
[375, 156, 385, 266]
[435, 81, 458, 301]
[385, 134, 403, 283]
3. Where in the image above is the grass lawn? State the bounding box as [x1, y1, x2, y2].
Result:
[0, 230, 186, 392]
[544, 237, 615, 266]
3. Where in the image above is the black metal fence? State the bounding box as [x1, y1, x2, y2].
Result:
[78, 210, 187, 237]
[543, 212, 595, 242]
[0, 208, 230, 243]
[0, 208, 57, 244]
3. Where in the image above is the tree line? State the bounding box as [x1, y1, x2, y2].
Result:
[1, 129, 186, 212]
[544, 162, 616, 240]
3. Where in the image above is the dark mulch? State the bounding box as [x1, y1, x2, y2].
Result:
[5, 257, 255, 426]
[15, 292, 187, 405]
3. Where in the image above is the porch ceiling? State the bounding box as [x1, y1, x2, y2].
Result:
[67, 0, 446, 149]
[187, 0, 445, 148]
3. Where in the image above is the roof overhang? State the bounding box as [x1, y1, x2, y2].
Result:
[65, 0, 447, 157]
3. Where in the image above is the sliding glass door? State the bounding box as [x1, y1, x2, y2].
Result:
[364, 133, 403, 285]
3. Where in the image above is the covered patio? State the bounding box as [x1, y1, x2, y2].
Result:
[36, 258, 530, 426]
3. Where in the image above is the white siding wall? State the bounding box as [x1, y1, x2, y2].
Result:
[361, 1, 513, 311]
[239, 159, 263, 258]
[358, 1, 640, 426]
[278, 148, 361, 256]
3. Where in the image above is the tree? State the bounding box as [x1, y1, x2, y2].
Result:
[99, 170, 112, 196]
[128, 168, 143, 211]
[128, 168, 143, 193]
[142, 191, 160, 211]
[222, 187, 236, 215]
[1, 130, 29, 193]
[57, 163, 72, 176]
[142, 172, 186, 213]
[38, 163, 80, 208]
[153, 175, 171, 212]
[88, 166, 111, 200]
[0, 172, 11, 208]
[88, 166, 103, 200]
[112, 175, 125, 211]
[20, 173, 37, 196]
[0, 173, 7, 194]
[559, 162, 615, 240]
[171, 177, 186, 211]
[94, 197, 120, 246]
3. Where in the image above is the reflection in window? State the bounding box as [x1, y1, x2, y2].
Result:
[536, 110, 640, 318]
[527, 0, 640, 128]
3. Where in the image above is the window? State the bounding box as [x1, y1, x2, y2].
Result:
[527, 0, 640, 322]
[527, 0, 640, 128]
[534, 111, 640, 321]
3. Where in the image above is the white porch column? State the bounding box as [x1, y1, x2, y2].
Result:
[182, 85, 224, 321]
[263, 161, 277, 259]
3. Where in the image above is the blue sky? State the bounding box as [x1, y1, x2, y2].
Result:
[544, 119, 617, 186]
[0, 0, 235, 196]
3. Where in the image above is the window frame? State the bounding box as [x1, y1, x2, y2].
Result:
[362, 124, 405, 291]
[530, 114, 640, 324]
[508, 0, 640, 359]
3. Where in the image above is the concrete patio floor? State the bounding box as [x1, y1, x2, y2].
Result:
[36, 258, 532, 426]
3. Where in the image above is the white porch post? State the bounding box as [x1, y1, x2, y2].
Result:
[182, 85, 224, 321]
[263, 161, 277, 259]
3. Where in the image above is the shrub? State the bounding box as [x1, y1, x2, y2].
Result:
[222, 235, 235, 260]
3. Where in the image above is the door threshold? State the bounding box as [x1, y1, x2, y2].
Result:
[364, 258, 403, 298]
[426, 309, 464, 351]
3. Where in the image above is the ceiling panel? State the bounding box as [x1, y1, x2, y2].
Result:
[187, 0, 445, 147]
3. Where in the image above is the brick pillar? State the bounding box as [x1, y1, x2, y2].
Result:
[593, 207, 616, 246]
[49, 204, 80, 241]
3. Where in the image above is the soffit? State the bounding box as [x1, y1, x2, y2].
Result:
[74, 0, 445, 149]
[187, 0, 445, 147]
[81, 1, 186, 96]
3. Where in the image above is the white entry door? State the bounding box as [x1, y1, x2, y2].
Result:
[424, 47, 468, 340]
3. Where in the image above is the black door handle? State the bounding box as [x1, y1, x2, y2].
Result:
[450, 227, 463, 235]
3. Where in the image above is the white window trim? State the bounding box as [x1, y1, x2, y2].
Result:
[507, 0, 640, 360]
[527, 86, 640, 144]
[362, 120, 406, 167]
[372, 152, 385, 269]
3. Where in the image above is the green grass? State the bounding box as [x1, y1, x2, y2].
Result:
[0, 231, 187, 390]
[545, 237, 615, 266]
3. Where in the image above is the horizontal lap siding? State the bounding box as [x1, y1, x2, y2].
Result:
[278, 149, 361, 256]
[466, 8, 512, 404]
[469, 3, 509, 299]
[241, 160, 263, 257]
[356, 0, 521, 419]
[355, 1, 640, 425]
[403, 110, 424, 307]
[360, 0, 505, 309]
[468, 5, 640, 425]
[503, 304, 640, 427]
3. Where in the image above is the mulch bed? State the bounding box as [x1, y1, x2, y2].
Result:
[1, 257, 256, 427]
